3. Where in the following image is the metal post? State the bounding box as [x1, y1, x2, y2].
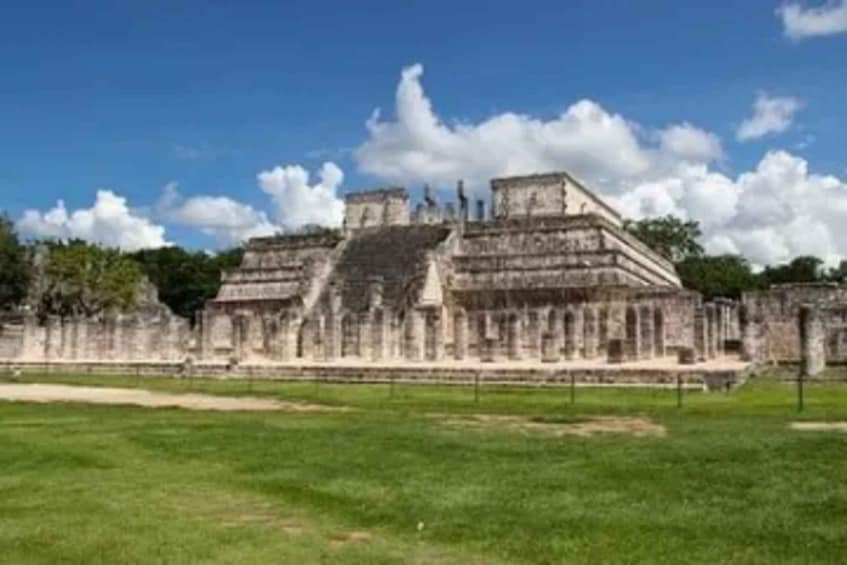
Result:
[676, 376, 682, 409]
[474, 372, 480, 403]
[570, 372, 575, 404]
[390, 375, 395, 398]
[798, 372, 804, 413]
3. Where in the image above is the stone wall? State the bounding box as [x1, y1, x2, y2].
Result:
[0, 318, 23, 359]
[491, 172, 623, 227]
[344, 188, 410, 229]
[742, 284, 847, 364]
[11, 311, 191, 362]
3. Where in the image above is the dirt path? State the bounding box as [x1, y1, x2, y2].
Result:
[790, 421, 847, 432]
[0, 383, 340, 412]
[436, 414, 666, 438]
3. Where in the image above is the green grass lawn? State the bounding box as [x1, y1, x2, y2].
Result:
[2, 368, 847, 564]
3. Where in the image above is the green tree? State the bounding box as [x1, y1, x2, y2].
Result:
[624, 215, 704, 262]
[676, 255, 763, 299]
[825, 260, 847, 283]
[37, 240, 143, 318]
[129, 246, 243, 322]
[0, 214, 31, 311]
[760, 256, 824, 286]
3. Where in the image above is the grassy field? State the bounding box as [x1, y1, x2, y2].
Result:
[1, 368, 847, 564]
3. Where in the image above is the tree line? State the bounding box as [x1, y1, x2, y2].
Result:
[0, 214, 242, 322]
[1, 211, 843, 321]
[624, 215, 844, 299]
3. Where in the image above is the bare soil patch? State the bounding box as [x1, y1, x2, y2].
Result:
[790, 421, 847, 432]
[437, 414, 666, 438]
[0, 383, 342, 413]
[328, 530, 375, 547]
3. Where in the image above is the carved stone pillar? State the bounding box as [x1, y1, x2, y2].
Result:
[705, 304, 718, 359]
[453, 309, 467, 361]
[800, 305, 825, 377]
[639, 304, 654, 360]
[45, 316, 61, 361]
[694, 306, 707, 361]
[624, 306, 640, 361]
[653, 308, 666, 358]
[563, 309, 577, 360]
[583, 307, 597, 360]
[507, 312, 521, 361]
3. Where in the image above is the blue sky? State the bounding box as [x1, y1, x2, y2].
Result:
[2, 0, 846, 264]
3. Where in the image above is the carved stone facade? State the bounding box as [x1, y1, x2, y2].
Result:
[742, 283, 847, 368]
[0, 171, 751, 371]
[199, 171, 704, 365]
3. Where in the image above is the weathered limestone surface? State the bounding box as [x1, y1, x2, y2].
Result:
[743, 284, 847, 365]
[800, 305, 826, 377]
[0, 171, 744, 370]
[196, 171, 702, 367]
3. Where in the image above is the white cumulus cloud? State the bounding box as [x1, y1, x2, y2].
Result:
[17, 190, 169, 251]
[778, 0, 847, 39]
[157, 182, 280, 246]
[257, 161, 345, 230]
[658, 123, 724, 163]
[354, 63, 847, 267]
[356, 63, 656, 196]
[736, 93, 802, 141]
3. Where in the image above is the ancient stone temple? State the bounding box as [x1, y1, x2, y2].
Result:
[199, 171, 704, 365]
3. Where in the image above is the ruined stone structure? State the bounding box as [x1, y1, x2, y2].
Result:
[200, 172, 706, 366]
[1, 170, 752, 382]
[742, 283, 847, 370]
[4, 281, 191, 363]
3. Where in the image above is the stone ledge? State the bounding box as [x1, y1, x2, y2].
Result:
[0, 360, 749, 391]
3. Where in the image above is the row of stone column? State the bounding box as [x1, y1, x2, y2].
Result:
[454, 304, 666, 363]
[20, 314, 188, 362]
[693, 302, 732, 361]
[218, 305, 438, 363]
[215, 302, 671, 365]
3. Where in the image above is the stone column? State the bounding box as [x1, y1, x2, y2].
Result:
[402, 309, 421, 361]
[433, 309, 445, 361]
[694, 306, 707, 361]
[285, 313, 301, 362]
[453, 309, 467, 361]
[598, 308, 609, 357]
[800, 305, 826, 377]
[126, 316, 141, 361]
[45, 315, 62, 361]
[327, 287, 343, 360]
[20, 312, 41, 360]
[312, 315, 324, 361]
[563, 310, 577, 360]
[60, 318, 72, 360]
[653, 308, 666, 358]
[507, 313, 521, 360]
[72, 317, 85, 361]
[705, 304, 718, 359]
[541, 332, 559, 363]
[639, 305, 654, 360]
[582, 307, 598, 360]
[199, 310, 214, 360]
[278, 314, 291, 361]
[155, 315, 170, 361]
[232, 314, 247, 362]
[552, 309, 564, 360]
[624, 306, 640, 361]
